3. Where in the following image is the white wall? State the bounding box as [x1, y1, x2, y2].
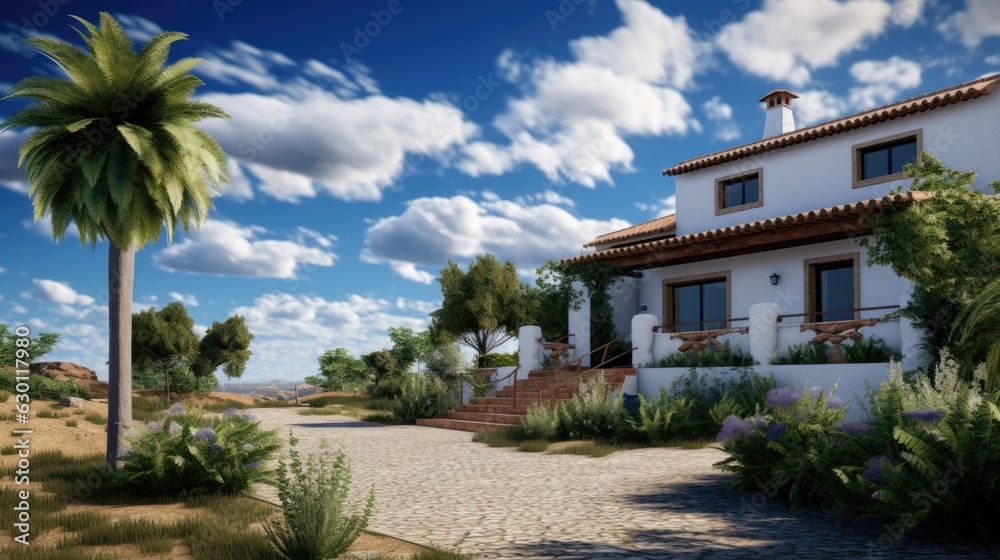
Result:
[636, 363, 892, 421]
[637, 238, 904, 329]
[673, 93, 1000, 236]
[610, 277, 641, 337]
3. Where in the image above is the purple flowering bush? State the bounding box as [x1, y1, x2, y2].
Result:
[117, 408, 280, 495]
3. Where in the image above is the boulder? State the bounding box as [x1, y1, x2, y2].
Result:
[60, 397, 85, 409]
[29, 362, 109, 399]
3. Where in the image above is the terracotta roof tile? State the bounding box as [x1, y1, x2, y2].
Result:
[564, 191, 934, 265]
[663, 74, 1000, 177]
[583, 214, 676, 248]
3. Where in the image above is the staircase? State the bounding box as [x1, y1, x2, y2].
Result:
[416, 366, 635, 432]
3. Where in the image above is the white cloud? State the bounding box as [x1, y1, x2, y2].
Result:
[986, 55, 1000, 65]
[217, 160, 255, 201]
[889, 0, 927, 28]
[195, 41, 296, 91]
[0, 267, 5, 274]
[636, 194, 677, 217]
[154, 218, 337, 279]
[794, 90, 853, 126]
[168, 292, 200, 307]
[22, 215, 80, 239]
[703, 96, 741, 142]
[717, 0, 895, 86]
[515, 190, 576, 208]
[114, 14, 163, 43]
[363, 193, 630, 282]
[847, 56, 922, 108]
[2, 181, 28, 193]
[939, 0, 1000, 48]
[24, 279, 96, 306]
[456, 0, 705, 187]
[10, 304, 27, 314]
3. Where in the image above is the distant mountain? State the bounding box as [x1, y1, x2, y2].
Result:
[217, 379, 323, 401]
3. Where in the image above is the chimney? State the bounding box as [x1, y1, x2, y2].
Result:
[759, 89, 798, 138]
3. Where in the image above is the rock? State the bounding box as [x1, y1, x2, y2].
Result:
[60, 397, 85, 409]
[29, 362, 109, 399]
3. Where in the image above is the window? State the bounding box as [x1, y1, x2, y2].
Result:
[852, 130, 922, 188]
[804, 254, 860, 323]
[662, 271, 730, 332]
[716, 168, 763, 215]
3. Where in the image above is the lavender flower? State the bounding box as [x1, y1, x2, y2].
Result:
[826, 396, 843, 409]
[766, 422, 787, 442]
[766, 387, 799, 410]
[246, 462, 261, 470]
[210, 443, 224, 454]
[863, 455, 891, 484]
[902, 408, 946, 424]
[146, 420, 164, 432]
[837, 421, 872, 436]
[167, 402, 187, 416]
[193, 428, 216, 442]
[716, 416, 752, 443]
[808, 386, 823, 400]
[168, 422, 183, 436]
[240, 443, 255, 452]
[222, 407, 240, 418]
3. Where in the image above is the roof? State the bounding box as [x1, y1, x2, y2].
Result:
[663, 74, 1000, 177]
[583, 214, 676, 248]
[564, 191, 934, 269]
[759, 89, 799, 102]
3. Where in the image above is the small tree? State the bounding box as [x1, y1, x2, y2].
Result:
[362, 349, 396, 390]
[309, 348, 366, 391]
[0, 325, 59, 365]
[132, 302, 199, 401]
[424, 343, 466, 384]
[430, 254, 535, 361]
[191, 315, 253, 379]
[387, 327, 429, 375]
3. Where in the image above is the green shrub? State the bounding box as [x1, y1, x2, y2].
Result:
[842, 336, 901, 363]
[65, 419, 78, 428]
[115, 405, 280, 495]
[393, 375, 455, 423]
[521, 403, 558, 440]
[635, 389, 678, 444]
[555, 376, 636, 442]
[84, 413, 107, 425]
[655, 340, 756, 368]
[36, 409, 69, 419]
[0, 371, 90, 400]
[770, 342, 830, 365]
[0, 390, 10, 402]
[369, 377, 404, 400]
[265, 435, 374, 560]
[477, 352, 518, 368]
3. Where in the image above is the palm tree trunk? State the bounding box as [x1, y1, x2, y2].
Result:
[106, 241, 134, 469]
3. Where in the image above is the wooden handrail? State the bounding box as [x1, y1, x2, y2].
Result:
[491, 365, 521, 408]
[777, 305, 899, 323]
[540, 331, 635, 403]
[536, 333, 575, 344]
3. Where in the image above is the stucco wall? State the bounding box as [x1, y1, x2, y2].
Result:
[672, 92, 1000, 237]
[636, 363, 892, 421]
[636, 238, 904, 329]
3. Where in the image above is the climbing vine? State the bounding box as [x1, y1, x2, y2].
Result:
[535, 260, 622, 350]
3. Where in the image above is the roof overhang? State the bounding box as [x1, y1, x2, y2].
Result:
[563, 192, 933, 271]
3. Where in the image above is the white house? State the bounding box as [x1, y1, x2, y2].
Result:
[544, 73, 1000, 415]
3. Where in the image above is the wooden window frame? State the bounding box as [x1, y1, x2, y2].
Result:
[803, 253, 861, 322]
[852, 129, 922, 189]
[661, 270, 731, 332]
[715, 168, 764, 215]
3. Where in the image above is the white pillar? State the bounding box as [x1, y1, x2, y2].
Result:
[568, 280, 591, 367]
[749, 302, 781, 366]
[519, 326, 543, 374]
[899, 284, 926, 371]
[631, 314, 658, 367]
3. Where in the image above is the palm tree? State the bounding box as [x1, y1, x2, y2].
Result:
[1, 13, 229, 467]
[954, 279, 1000, 393]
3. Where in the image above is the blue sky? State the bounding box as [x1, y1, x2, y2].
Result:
[1, 0, 998, 384]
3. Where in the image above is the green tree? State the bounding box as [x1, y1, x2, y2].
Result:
[191, 315, 253, 379]
[430, 255, 535, 360]
[424, 343, 466, 384]
[954, 280, 1000, 391]
[387, 327, 433, 374]
[132, 302, 199, 401]
[2, 14, 229, 467]
[362, 349, 396, 390]
[533, 260, 622, 349]
[862, 152, 1000, 373]
[310, 348, 366, 391]
[0, 325, 59, 366]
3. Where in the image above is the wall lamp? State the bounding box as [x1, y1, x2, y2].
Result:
[769, 272, 781, 286]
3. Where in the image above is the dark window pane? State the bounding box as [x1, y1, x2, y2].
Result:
[743, 177, 759, 204]
[862, 149, 889, 179]
[674, 284, 702, 332]
[890, 141, 917, 174]
[816, 263, 854, 322]
[702, 281, 728, 329]
[724, 182, 743, 208]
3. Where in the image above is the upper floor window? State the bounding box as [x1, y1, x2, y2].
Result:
[715, 168, 763, 215]
[852, 130, 922, 188]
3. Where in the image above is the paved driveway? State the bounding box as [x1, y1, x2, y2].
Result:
[251, 409, 998, 559]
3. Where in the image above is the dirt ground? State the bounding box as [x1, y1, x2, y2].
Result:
[300, 390, 363, 402]
[0, 397, 429, 559]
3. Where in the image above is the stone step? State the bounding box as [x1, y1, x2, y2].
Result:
[457, 403, 529, 415]
[440, 411, 523, 425]
[415, 418, 511, 432]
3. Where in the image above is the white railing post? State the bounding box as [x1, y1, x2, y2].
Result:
[632, 314, 657, 367]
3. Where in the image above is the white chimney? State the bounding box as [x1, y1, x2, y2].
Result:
[760, 89, 798, 138]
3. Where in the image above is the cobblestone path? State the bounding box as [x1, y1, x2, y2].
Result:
[250, 409, 999, 559]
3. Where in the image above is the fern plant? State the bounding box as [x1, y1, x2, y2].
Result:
[657, 340, 756, 368]
[636, 389, 678, 443]
[770, 342, 830, 365]
[841, 336, 901, 363]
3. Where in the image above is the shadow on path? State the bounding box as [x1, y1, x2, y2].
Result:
[289, 421, 387, 429]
